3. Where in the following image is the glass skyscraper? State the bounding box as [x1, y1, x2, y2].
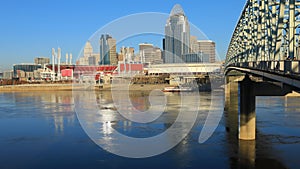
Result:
[99, 34, 111, 65]
[99, 34, 117, 65]
[165, 4, 190, 63]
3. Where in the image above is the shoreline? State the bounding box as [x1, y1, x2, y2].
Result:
[0, 83, 171, 92]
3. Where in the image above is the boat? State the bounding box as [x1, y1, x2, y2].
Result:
[162, 86, 193, 92]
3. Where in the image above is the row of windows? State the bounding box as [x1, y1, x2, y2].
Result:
[13, 65, 42, 77]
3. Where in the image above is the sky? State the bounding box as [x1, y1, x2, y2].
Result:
[0, 0, 246, 71]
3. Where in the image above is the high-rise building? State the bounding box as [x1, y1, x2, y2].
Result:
[100, 34, 110, 65]
[197, 40, 216, 63]
[119, 47, 135, 62]
[34, 57, 50, 67]
[139, 43, 163, 64]
[99, 34, 117, 65]
[78, 41, 100, 65]
[108, 38, 117, 65]
[84, 41, 93, 56]
[152, 47, 163, 64]
[190, 36, 199, 53]
[165, 4, 190, 63]
[185, 36, 216, 63]
[88, 56, 96, 66]
[181, 52, 210, 63]
[139, 43, 153, 51]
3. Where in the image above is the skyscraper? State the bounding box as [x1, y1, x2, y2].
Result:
[107, 38, 117, 65]
[190, 36, 199, 53]
[99, 34, 117, 65]
[197, 40, 216, 63]
[165, 4, 190, 63]
[139, 43, 163, 64]
[119, 47, 135, 62]
[185, 37, 216, 63]
[78, 41, 100, 65]
[34, 57, 50, 67]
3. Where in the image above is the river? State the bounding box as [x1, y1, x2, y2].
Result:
[0, 91, 299, 169]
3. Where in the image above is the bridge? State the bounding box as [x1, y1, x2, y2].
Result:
[225, 0, 300, 141]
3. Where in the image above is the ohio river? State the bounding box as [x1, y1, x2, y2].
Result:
[0, 91, 299, 169]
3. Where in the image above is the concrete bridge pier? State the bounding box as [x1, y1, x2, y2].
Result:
[236, 74, 293, 140]
[239, 75, 256, 140]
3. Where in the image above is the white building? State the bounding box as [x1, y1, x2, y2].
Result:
[147, 63, 222, 75]
[79, 41, 100, 65]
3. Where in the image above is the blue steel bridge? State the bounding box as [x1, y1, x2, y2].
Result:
[224, 0, 300, 141]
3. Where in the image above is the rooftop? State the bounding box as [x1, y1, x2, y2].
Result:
[170, 4, 185, 16]
[197, 40, 215, 43]
[13, 63, 41, 66]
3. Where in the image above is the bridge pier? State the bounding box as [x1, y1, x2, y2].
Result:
[225, 73, 293, 141]
[239, 75, 256, 140]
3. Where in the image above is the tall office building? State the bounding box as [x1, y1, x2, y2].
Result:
[34, 57, 50, 67]
[100, 34, 117, 65]
[119, 47, 135, 62]
[165, 4, 190, 63]
[107, 38, 117, 65]
[184, 37, 216, 63]
[139, 43, 163, 64]
[197, 40, 216, 63]
[190, 36, 199, 53]
[79, 41, 100, 65]
[82, 41, 92, 65]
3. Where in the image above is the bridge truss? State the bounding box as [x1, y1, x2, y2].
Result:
[226, 0, 300, 67]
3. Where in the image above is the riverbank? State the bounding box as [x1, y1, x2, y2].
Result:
[0, 83, 171, 92]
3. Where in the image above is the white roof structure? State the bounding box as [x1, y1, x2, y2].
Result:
[148, 63, 222, 74]
[170, 4, 185, 16]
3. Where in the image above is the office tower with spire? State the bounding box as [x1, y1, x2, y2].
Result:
[164, 4, 190, 63]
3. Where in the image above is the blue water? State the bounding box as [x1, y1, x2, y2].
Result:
[0, 91, 299, 169]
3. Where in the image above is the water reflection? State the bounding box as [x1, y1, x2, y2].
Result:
[75, 90, 202, 158]
[239, 140, 256, 169]
[0, 91, 300, 168]
[225, 91, 300, 169]
[0, 92, 75, 134]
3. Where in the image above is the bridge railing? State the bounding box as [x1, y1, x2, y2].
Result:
[227, 60, 300, 75]
[226, 0, 300, 70]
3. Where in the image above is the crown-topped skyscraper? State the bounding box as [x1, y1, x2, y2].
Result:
[164, 4, 190, 63]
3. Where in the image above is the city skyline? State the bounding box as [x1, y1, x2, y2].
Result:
[1, 1, 300, 168]
[0, 1, 245, 70]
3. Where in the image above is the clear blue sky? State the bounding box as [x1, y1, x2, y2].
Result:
[0, 0, 245, 70]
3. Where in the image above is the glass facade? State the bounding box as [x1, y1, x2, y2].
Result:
[165, 5, 190, 63]
[13, 64, 42, 77]
[181, 53, 210, 63]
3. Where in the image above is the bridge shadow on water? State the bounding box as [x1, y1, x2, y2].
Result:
[224, 95, 290, 169]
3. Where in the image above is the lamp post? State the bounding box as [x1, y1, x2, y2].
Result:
[52, 48, 56, 81]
